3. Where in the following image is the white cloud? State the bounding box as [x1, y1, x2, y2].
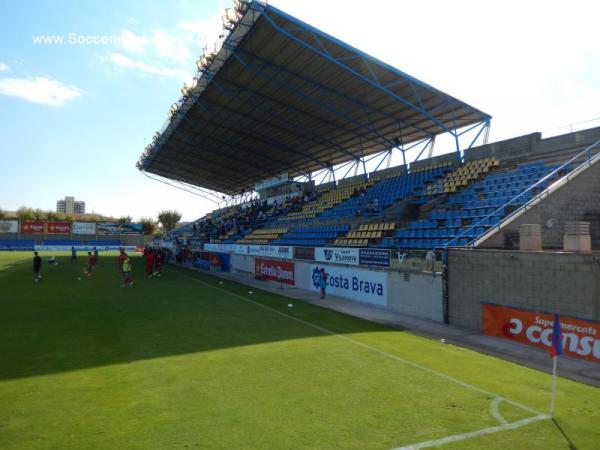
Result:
[151, 30, 192, 62]
[0, 76, 81, 106]
[177, 15, 222, 43]
[0, 62, 9, 72]
[120, 30, 148, 53]
[109, 52, 192, 82]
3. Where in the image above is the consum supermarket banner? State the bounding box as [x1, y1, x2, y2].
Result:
[483, 303, 600, 363]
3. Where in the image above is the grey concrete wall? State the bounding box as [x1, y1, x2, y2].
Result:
[463, 126, 600, 164]
[447, 248, 600, 331]
[230, 253, 444, 322]
[479, 160, 600, 249]
[230, 254, 254, 273]
[388, 270, 443, 322]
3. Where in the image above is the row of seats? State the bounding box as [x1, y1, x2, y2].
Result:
[395, 161, 569, 248]
[357, 222, 395, 231]
[347, 230, 383, 239]
[443, 158, 499, 193]
[320, 166, 450, 219]
[333, 238, 369, 247]
[272, 224, 350, 247]
[283, 179, 373, 221]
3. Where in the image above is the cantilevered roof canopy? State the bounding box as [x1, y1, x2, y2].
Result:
[138, 0, 491, 195]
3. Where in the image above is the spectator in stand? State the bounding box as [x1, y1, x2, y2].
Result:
[372, 197, 379, 213]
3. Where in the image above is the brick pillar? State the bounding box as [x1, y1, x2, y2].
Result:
[519, 224, 542, 251]
[563, 221, 591, 253]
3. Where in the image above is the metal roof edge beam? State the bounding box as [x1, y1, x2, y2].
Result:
[260, 6, 454, 134]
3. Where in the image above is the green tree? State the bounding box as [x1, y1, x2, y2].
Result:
[46, 211, 59, 221]
[157, 210, 182, 233]
[0, 208, 5, 220]
[16, 206, 35, 221]
[33, 209, 46, 220]
[139, 217, 158, 235]
[118, 215, 133, 224]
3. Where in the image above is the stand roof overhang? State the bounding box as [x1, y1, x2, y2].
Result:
[138, 0, 491, 195]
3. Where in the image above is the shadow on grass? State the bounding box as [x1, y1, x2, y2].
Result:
[0, 256, 395, 381]
[552, 418, 578, 450]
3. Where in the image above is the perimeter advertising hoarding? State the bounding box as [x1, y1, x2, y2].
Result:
[247, 245, 293, 260]
[309, 264, 387, 306]
[255, 258, 295, 285]
[358, 248, 390, 268]
[293, 246, 315, 261]
[73, 222, 96, 235]
[203, 243, 249, 255]
[20, 221, 46, 234]
[0, 220, 18, 233]
[46, 221, 72, 234]
[315, 247, 359, 265]
[97, 223, 142, 234]
[35, 245, 137, 252]
[483, 303, 600, 363]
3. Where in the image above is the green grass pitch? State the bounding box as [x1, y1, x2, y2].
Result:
[0, 252, 599, 449]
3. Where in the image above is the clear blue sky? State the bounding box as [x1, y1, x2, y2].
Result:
[1, 0, 598, 222]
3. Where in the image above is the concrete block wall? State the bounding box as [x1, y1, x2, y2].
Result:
[463, 125, 600, 165]
[479, 159, 600, 249]
[388, 270, 443, 322]
[447, 249, 600, 331]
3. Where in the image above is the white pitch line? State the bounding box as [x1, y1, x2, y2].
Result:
[171, 269, 544, 419]
[391, 414, 550, 450]
[490, 397, 508, 425]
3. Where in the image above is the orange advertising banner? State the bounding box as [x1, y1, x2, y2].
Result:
[20, 221, 46, 234]
[46, 221, 72, 234]
[483, 303, 600, 363]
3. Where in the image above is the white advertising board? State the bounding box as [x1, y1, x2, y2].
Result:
[0, 220, 18, 233]
[309, 263, 387, 306]
[73, 222, 96, 235]
[314, 247, 359, 265]
[247, 245, 293, 259]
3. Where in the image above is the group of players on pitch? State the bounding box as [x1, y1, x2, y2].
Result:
[33, 246, 168, 288]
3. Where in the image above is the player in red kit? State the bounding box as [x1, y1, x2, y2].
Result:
[85, 251, 96, 276]
[145, 250, 155, 277]
[117, 249, 126, 283]
[154, 250, 164, 277]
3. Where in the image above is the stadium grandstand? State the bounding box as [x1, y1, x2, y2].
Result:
[138, 0, 600, 255]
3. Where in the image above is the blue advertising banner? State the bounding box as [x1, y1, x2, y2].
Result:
[359, 248, 390, 267]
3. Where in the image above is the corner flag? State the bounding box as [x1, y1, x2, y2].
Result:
[550, 314, 563, 358]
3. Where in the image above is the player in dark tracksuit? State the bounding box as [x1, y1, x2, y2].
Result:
[33, 251, 42, 282]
